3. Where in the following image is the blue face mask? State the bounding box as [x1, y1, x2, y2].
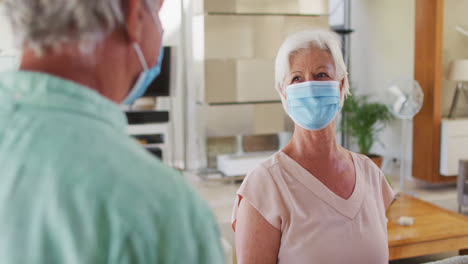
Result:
[286, 81, 341, 131]
[123, 13, 164, 105]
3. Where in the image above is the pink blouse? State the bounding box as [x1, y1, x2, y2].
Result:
[232, 151, 394, 264]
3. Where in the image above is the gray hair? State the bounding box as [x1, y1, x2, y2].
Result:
[2, 0, 157, 54]
[274, 30, 350, 109]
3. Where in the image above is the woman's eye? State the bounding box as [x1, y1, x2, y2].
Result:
[316, 73, 330, 79]
[292, 76, 302, 83]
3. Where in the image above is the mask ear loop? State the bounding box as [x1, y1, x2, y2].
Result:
[132, 43, 149, 71]
[279, 87, 289, 114]
[124, 43, 149, 106]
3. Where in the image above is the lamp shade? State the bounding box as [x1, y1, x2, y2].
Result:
[447, 59, 468, 81]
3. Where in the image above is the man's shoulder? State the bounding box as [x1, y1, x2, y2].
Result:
[57, 124, 211, 235]
[16, 109, 217, 233]
[64, 125, 187, 199]
[33, 113, 190, 206]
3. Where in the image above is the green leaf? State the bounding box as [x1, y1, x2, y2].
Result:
[341, 88, 393, 154]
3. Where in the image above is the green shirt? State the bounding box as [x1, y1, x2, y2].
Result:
[0, 71, 224, 263]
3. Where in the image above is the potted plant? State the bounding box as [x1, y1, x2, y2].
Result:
[341, 92, 393, 168]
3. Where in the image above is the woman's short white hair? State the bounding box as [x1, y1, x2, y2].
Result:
[2, 0, 158, 54]
[274, 29, 350, 108]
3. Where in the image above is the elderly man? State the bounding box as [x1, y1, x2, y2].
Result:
[0, 0, 224, 263]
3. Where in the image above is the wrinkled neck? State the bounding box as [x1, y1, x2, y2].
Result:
[20, 48, 101, 92]
[284, 120, 341, 161]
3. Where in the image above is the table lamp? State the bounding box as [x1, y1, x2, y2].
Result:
[447, 59, 468, 118]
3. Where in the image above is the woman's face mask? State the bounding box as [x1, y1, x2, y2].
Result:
[286, 80, 341, 131]
[122, 11, 164, 105]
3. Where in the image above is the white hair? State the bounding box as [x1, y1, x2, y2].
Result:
[2, 0, 157, 55]
[274, 30, 350, 110]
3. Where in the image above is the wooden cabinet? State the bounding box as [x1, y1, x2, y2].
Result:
[412, 0, 456, 183]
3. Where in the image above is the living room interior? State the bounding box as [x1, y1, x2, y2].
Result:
[1, 0, 467, 263]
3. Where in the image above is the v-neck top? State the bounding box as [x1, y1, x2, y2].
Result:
[232, 151, 394, 264]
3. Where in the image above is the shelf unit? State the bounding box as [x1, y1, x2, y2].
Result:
[191, 0, 331, 173]
[125, 110, 172, 164]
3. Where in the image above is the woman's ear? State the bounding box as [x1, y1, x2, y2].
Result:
[280, 84, 287, 100]
[279, 84, 289, 113]
[125, 0, 145, 43]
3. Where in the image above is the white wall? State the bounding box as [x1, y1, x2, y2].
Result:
[0, 4, 14, 51]
[158, 0, 187, 169]
[0, 4, 19, 71]
[349, 0, 415, 176]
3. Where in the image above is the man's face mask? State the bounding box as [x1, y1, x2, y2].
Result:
[122, 9, 164, 105]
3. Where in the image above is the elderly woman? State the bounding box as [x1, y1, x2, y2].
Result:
[0, 0, 224, 263]
[232, 30, 394, 264]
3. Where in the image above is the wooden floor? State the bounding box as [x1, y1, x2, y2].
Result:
[387, 193, 468, 260]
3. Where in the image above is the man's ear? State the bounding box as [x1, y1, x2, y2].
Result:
[125, 0, 145, 43]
